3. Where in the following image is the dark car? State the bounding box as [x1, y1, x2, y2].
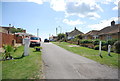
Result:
[30, 36, 41, 47]
[44, 39, 49, 42]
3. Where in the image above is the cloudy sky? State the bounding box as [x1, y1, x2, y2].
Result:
[1, 0, 119, 40]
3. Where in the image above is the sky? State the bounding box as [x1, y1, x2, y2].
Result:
[1, 0, 119, 40]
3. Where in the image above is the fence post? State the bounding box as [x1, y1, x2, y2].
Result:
[99, 41, 103, 58]
[108, 45, 112, 56]
[23, 37, 30, 56]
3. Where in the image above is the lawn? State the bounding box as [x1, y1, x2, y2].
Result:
[53, 42, 120, 68]
[2, 46, 43, 79]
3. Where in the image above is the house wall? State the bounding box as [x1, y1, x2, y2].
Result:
[0, 32, 2, 48]
[14, 35, 23, 43]
[84, 35, 93, 39]
[99, 35, 105, 40]
[99, 33, 118, 40]
[111, 33, 118, 40]
[2, 33, 15, 46]
[118, 32, 120, 40]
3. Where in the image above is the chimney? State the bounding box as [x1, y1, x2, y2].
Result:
[75, 27, 77, 30]
[111, 20, 115, 26]
[9, 24, 11, 27]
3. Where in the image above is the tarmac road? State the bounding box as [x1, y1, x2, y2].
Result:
[42, 42, 118, 79]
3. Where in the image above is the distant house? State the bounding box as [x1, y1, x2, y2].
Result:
[98, 21, 120, 40]
[85, 21, 120, 40]
[49, 35, 58, 41]
[0, 26, 15, 48]
[84, 30, 99, 39]
[15, 32, 33, 43]
[66, 27, 84, 40]
[0, 25, 28, 48]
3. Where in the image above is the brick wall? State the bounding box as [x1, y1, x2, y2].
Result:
[2, 33, 15, 47]
[14, 35, 23, 43]
[0, 32, 2, 48]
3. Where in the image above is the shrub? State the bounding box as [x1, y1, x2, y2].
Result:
[101, 41, 108, 46]
[92, 39, 100, 45]
[102, 45, 108, 51]
[80, 39, 92, 44]
[94, 45, 99, 50]
[3, 45, 14, 60]
[113, 41, 120, 53]
[71, 38, 78, 42]
[107, 39, 117, 45]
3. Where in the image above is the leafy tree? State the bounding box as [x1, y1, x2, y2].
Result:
[57, 33, 66, 40]
[75, 34, 82, 39]
[10, 28, 24, 33]
[3, 45, 14, 60]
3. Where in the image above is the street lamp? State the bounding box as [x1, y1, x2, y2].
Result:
[58, 26, 62, 34]
[56, 26, 62, 35]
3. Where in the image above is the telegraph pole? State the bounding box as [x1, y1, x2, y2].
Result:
[56, 28, 58, 35]
[37, 28, 39, 37]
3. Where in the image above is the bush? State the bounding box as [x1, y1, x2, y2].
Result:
[101, 41, 108, 46]
[71, 38, 78, 42]
[94, 45, 99, 50]
[80, 39, 92, 44]
[102, 45, 108, 51]
[114, 41, 120, 53]
[3, 45, 14, 60]
[92, 39, 100, 45]
[107, 39, 117, 45]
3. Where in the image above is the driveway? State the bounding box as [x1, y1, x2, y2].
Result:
[42, 42, 118, 79]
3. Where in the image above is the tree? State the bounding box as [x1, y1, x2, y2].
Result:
[57, 33, 66, 40]
[75, 34, 83, 39]
[10, 28, 24, 33]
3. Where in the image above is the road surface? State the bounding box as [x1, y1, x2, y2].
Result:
[42, 42, 118, 79]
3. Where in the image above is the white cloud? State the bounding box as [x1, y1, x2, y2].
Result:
[63, 19, 84, 26]
[112, 0, 119, 10]
[1, 0, 44, 4]
[1, 0, 27, 2]
[88, 17, 118, 30]
[64, 0, 103, 19]
[50, 0, 66, 11]
[100, 0, 119, 10]
[2, 0, 103, 19]
[27, 0, 43, 4]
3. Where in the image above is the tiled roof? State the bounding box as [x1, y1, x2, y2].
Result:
[98, 24, 120, 35]
[86, 30, 99, 35]
[67, 28, 84, 37]
[85, 24, 120, 36]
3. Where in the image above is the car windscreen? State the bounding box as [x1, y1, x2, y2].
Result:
[30, 37, 39, 40]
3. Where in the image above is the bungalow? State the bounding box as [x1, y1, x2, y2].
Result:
[85, 21, 120, 40]
[0, 26, 15, 48]
[66, 27, 84, 40]
[0, 25, 28, 48]
[84, 30, 99, 39]
[98, 21, 120, 40]
[49, 35, 58, 41]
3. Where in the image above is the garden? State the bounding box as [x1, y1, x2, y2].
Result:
[53, 42, 120, 68]
[0, 45, 43, 79]
[67, 38, 120, 54]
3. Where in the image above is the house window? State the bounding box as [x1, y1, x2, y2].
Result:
[106, 35, 112, 40]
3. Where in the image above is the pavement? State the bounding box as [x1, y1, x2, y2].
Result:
[41, 42, 118, 79]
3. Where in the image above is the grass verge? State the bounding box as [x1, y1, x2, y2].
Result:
[53, 42, 120, 68]
[2, 46, 43, 79]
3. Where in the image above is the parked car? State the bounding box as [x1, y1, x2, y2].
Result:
[30, 36, 41, 47]
[44, 39, 49, 43]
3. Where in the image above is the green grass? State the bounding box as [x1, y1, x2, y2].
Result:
[53, 42, 120, 68]
[2, 46, 43, 79]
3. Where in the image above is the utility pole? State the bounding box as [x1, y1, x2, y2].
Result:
[56, 28, 58, 35]
[58, 26, 62, 34]
[49, 34, 51, 40]
[37, 28, 39, 37]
